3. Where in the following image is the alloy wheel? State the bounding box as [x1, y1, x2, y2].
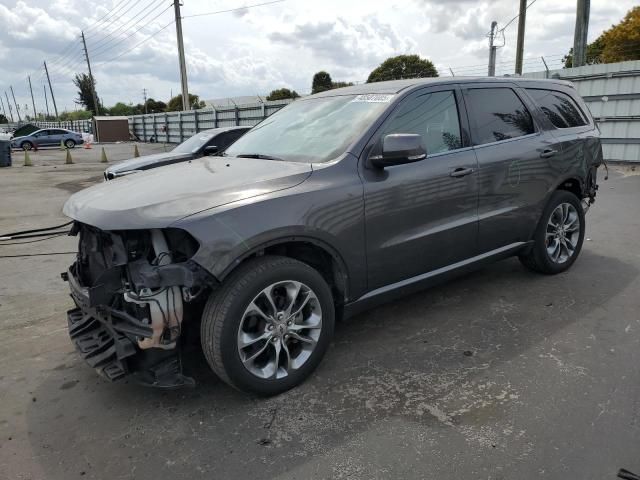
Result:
[546, 202, 580, 264]
[237, 280, 322, 380]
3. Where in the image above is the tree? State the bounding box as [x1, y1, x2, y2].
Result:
[266, 88, 300, 101]
[109, 102, 135, 116]
[73, 73, 102, 115]
[59, 110, 93, 121]
[366, 55, 438, 83]
[0, 113, 7, 124]
[311, 71, 333, 94]
[331, 81, 354, 89]
[564, 7, 639, 67]
[166, 93, 205, 112]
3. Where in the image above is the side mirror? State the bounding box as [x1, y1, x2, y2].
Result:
[371, 134, 427, 168]
[203, 145, 219, 155]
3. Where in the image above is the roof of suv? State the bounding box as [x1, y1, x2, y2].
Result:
[312, 76, 572, 97]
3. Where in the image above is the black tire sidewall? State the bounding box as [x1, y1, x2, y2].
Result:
[65, 140, 75, 148]
[216, 260, 334, 395]
[533, 191, 586, 274]
[22, 142, 33, 151]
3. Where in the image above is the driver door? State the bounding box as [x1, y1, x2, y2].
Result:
[360, 86, 479, 290]
[33, 130, 50, 147]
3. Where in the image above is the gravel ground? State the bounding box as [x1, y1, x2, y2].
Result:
[1, 155, 639, 480]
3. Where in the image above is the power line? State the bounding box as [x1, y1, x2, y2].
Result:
[92, 4, 173, 61]
[83, 0, 137, 35]
[182, 0, 286, 19]
[497, 0, 539, 33]
[92, 3, 172, 58]
[90, 0, 164, 51]
[96, 19, 175, 66]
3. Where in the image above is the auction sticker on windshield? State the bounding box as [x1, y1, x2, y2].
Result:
[351, 94, 394, 103]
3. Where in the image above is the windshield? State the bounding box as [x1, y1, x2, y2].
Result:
[225, 94, 394, 163]
[173, 132, 216, 154]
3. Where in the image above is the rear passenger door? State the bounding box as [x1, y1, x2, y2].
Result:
[462, 84, 557, 253]
[524, 87, 597, 174]
[47, 129, 66, 146]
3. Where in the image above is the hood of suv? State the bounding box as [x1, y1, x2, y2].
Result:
[105, 151, 194, 178]
[64, 156, 312, 230]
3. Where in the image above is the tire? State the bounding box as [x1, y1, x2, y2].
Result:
[64, 139, 76, 149]
[21, 141, 33, 151]
[201, 255, 335, 395]
[519, 190, 586, 274]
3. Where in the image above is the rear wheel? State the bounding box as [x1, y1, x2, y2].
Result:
[21, 141, 33, 151]
[64, 139, 76, 149]
[201, 256, 335, 395]
[519, 190, 585, 274]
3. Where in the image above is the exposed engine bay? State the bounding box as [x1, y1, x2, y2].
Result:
[62, 222, 213, 387]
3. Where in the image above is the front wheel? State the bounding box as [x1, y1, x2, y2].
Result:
[201, 256, 335, 395]
[21, 141, 33, 151]
[519, 190, 586, 274]
[64, 139, 76, 149]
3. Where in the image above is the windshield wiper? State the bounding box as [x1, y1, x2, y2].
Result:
[235, 153, 284, 161]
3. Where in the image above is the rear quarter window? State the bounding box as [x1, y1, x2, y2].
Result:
[465, 87, 535, 145]
[526, 89, 588, 128]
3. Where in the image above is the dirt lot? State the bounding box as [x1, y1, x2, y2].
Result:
[1, 148, 639, 479]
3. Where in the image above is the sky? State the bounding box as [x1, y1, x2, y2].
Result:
[0, 0, 635, 115]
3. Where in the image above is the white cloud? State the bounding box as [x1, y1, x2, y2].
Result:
[0, 0, 636, 113]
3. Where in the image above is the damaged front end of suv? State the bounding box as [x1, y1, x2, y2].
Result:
[63, 223, 213, 387]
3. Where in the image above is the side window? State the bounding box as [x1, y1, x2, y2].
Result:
[211, 132, 230, 149]
[34, 130, 48, 137]
[382, 90, 462, 155]
[526, 89, 588, 128]
[466, 88, 535, 145]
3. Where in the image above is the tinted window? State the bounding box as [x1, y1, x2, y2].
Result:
[382, 90, 462, 155]
[526, 89, 587, 128]
[51, 129, 67, 135]
[466, 88, 535, 145]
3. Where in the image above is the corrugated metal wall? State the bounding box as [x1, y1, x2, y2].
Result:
[524, 60, 640, 163]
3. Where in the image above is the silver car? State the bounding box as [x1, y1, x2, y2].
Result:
[11, 128, 84, 150]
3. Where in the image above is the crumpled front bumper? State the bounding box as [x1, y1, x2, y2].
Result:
[64, 265, 192, 387]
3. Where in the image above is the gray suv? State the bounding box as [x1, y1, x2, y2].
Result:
[62, 77, 602, 395]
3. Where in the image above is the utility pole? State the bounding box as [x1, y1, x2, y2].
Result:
[0, 96, 6, 120]
[488, 21, 498, 76]
[573, 0, 590, 67]
[4, 92, 14, 122]
[143, 88, 148, 114]
[81, 31, 100, 116]
[515, 0, 527, 74]
[28, 75, 37, 119]
[43, 61, 59, 119]
[10, 86, 21, 122]
[173, 0, 190, 111]
[43, 85, 50, 119]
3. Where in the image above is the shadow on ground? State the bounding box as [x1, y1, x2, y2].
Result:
[25, 250, 637, 479]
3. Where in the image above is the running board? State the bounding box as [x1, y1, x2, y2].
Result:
[343, 242, 530, 319]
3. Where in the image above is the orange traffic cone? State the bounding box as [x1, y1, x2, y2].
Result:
[83, 139, 92, 149]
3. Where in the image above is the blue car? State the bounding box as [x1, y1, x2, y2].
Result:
[11, 128, 84, 150]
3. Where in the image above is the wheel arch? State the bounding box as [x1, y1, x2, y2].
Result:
[555, 176, 584, 199]
[214, 234, 351, 306]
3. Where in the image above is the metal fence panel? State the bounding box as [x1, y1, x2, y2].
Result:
[127, 99, 292, 143]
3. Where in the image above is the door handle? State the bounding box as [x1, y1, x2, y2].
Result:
[450, 167, 474, 178]
[540, 148, 558, 158]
